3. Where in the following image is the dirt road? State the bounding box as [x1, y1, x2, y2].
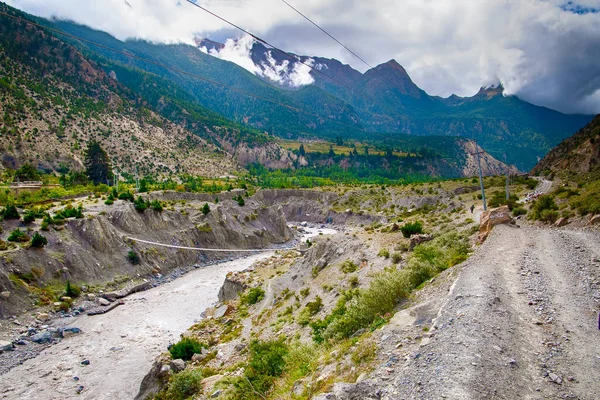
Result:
[351, 225, 600, 399]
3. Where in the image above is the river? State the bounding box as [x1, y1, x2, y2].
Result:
[0, 226, 336, 400]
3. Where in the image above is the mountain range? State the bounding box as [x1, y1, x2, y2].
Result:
[24, 10, 592, 172]
[0, 1, 594, 180]
[197, 37, 594, 171]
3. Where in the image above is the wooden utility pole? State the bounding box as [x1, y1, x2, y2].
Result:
[471, 141, 487, 212]
[503, 154, 510, 201]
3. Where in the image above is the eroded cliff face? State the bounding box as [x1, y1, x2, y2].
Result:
[0, 194, 291, 317]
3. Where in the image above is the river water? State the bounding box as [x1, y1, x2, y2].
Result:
[0, 226, 335, 400]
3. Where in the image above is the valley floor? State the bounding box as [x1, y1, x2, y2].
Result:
[337, 225, 600, 400]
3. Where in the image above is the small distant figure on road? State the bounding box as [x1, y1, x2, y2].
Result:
[470, 204, 475, 214]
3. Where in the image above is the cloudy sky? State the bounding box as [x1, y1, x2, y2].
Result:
[5, 0, 600, 114]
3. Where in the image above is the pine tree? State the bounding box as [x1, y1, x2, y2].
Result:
[84, 140, 113, 185]
[298, 144, 306, 156]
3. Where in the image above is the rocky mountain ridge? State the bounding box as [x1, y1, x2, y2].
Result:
[532, 114, 600, 174]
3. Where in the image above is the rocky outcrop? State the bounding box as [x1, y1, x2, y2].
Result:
[532, 114, 600, 175]
[461, 140, 521, 176]
[409, 234, 434, 250]
[477, 205, 513, 243]
[134, 353, 172, 400]
[218, 274, 247, 302]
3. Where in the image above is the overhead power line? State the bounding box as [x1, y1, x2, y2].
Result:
[278, 0, 376, 71]
[184, 0, 413, 124]
[278, 0, 414, 92]
[0, 10, 364, 133]
[183, 0, 362, 98]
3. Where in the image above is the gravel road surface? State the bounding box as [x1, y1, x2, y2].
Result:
[347, 225, 600, 400]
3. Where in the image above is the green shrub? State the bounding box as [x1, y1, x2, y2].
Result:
[488, 191, 519, 210]
[391, 252, 402, 264]
[165, 369, 203, 400]
[134, 196, 148, 212]
[512, 207, 527, 216]
[64, 280, 81, 298]
[529, 195, 558, 223]
[201, 203, 210, 215]
[104, 194, 114, 205]
[243, 287, 265, 305]
[230, 339, 288, 399]
[127, 250, 140, 265]
[7, 228, 29, 242]
[378, 248, 390, 258]
[340, 260, 357, 273]
[400, 221, 423, 238]
[23, 210, 36, 224]
[30, 232, 48, 248]
[2, 204, 20, 220]
[118, 191, 134, 202]
[305, 296, 323, 315]
[236, 195, 245, 207]
[55, 204, 83, 219]
[150, 200, 163, 212]
[169, 337, 205, 361]
[540, 209, 559, 223]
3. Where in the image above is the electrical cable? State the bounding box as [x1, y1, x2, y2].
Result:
[0, 10, 364, 133]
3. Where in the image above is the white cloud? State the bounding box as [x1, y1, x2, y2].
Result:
[207, 35, 262, 76]
[5, 0, 600, 113]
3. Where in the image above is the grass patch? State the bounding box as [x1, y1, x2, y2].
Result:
[313, 232, 470, 341]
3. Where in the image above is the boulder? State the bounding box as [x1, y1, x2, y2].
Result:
[554, 217, 569, 227]
[214, 304, 232, 319]
[478, 205, 513, 243]
[0, 340, 14, 352]
[37, 313, 50, 321]
[218, 278, 246, 303]
[170, 359, 186, 373]
[0, 291, 10, 300]
[31, 331, 52, 344]
[409, 234, 434, 250]
[60, 327, 81, 338]
[98, 298, 111, 306]
[589, 214, 600, 225]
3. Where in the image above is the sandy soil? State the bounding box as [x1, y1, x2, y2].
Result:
[0, 227, 331, 400]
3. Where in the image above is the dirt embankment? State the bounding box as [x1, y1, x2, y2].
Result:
[0, 195, 291, 318]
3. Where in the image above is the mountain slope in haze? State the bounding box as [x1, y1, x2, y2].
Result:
[197, 37, 593, 170]
[532, 114, 600, 175]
